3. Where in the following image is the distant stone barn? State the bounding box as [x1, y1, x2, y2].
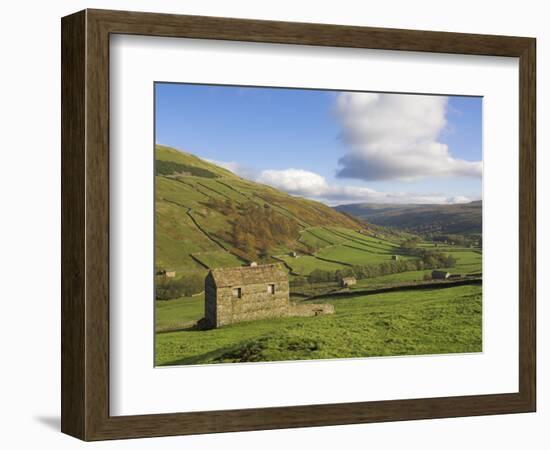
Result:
[205, 263, 290, 328]
[432, 270, 451, 280]
[340, 277, 357, 288]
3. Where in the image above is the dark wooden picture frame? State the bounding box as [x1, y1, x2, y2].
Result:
[61, 9, 536, 441]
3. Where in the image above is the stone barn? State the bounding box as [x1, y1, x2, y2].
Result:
[431, 270, 450, 280]
[205, 263, 290, 328]
[340, 277, 357, 288]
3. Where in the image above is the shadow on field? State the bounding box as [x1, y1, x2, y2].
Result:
[161, 344, 243, 366]
[155, 322, 200, 334]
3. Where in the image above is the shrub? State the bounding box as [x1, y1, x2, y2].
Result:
[289, 277, 307, 287]
[400, 237, 421, 251]
[446, 254, 457, 268]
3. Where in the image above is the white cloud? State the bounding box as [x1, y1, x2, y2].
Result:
[446, 195, 473, 204]
[335, 92, 482, 181]
[257, 169, 329, 197]
[256, 168, 474, 205]
[207, 159, 258, 180]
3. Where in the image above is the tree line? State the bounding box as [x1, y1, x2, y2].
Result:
[303, 251, 456, 285]
[155, 159, 217, 178]
[155, 272, 204, 300]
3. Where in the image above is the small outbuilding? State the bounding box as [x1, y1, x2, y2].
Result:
[205, 263, 290, 328]
[159, 270, 176, 278]
[341, 276, 357, 288]
[391, 255, 399, 261]
[431, 270, 450, 280]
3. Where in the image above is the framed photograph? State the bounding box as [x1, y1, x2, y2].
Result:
[61, 9, 536, 440]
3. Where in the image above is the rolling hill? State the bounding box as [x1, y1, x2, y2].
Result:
[156, 145, 481, 280]
[335, 201, 482, 235]
[155, 145, 366, 275]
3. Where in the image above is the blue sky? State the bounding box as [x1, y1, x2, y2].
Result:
[155, 83, 482, 205]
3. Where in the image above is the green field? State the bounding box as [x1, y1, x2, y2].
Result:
[155, 285, 482, 366]
[156, 294, 205, 332]
[353, 270, 437, 287]
[316, 244, 398, 266]
[275, 255, 348, 276]
[190, 250, 244, 269]
[449, 251, 483, 274]
[329, 227, 401, 248]
[283, 225, 420, 275]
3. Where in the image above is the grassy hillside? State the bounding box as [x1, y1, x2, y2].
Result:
[156, 284, 482, 365]
[155, 144, 364, 275]
[155, 144, 481, 288]
[335, 201, 482, 235]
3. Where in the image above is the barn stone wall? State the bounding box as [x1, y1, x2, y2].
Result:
[204, 264, 334, 328]
[205, 275, 290, 328]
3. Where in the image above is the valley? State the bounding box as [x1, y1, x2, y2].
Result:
[154, 145, 482, 366]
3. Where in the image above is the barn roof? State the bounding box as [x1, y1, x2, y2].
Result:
[342, 277, 356, 282]
[208, 263, 287, 288]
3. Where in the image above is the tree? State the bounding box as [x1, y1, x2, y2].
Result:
[400, 237, 420, 253]
[446, 254, 457, 268]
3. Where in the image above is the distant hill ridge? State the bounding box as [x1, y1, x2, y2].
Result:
[335, 201, 482, 235]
